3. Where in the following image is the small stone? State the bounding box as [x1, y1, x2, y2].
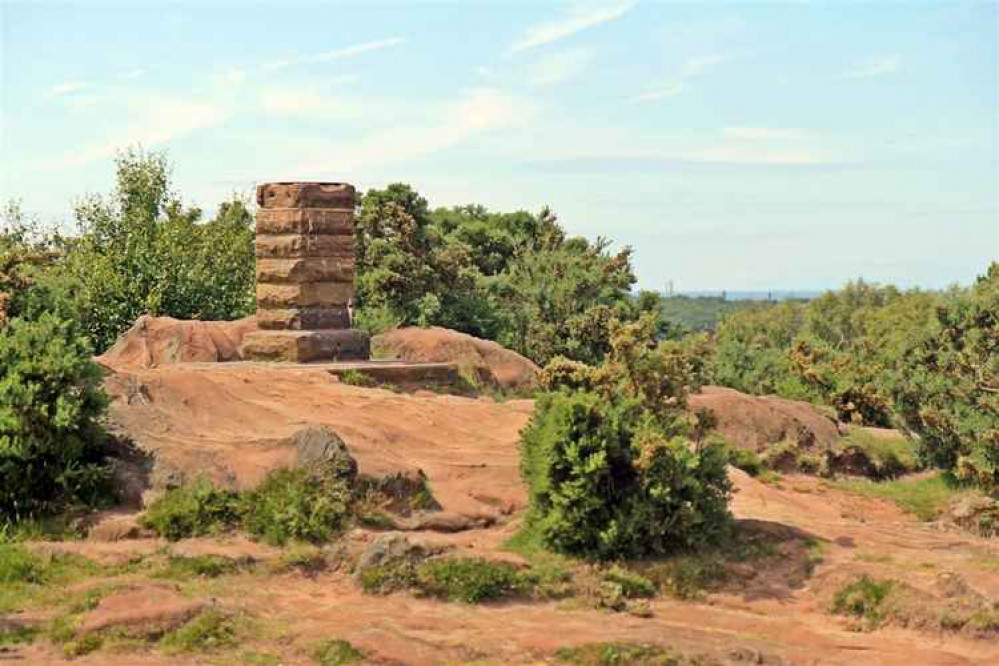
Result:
[291, 425, 358, 481]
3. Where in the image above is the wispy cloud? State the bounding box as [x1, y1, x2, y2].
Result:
[681, 54, 726, 77]
[628, 53, 727, 104]
[258, 79, 364, 119]
[508, 2, 633, 55]
[528, 49, 591, 86]
[627, 82, 685, 104]
[842, 55, 901, 79]
[49, 82, 88, 96]
[294, 87, 529, 174]
[262, 37, 405, 71]
[722, 127, 811, 141]
[38, 95, 229, 170]
[120, 68, 147, 81]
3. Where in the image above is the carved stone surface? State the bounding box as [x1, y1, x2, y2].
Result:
[241, 330, 370, 363]
[256, 182, 355, 209]
[243, 181, 369, 362]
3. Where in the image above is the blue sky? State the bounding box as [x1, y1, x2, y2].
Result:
[1, 1, 996, 291]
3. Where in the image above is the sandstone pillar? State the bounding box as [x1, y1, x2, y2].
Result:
[241, 182, 370, 362]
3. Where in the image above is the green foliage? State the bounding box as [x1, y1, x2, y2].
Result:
[53, 149, 255, 352]
[556, 642, 696, 665]
[414, 557, 523, 603]
[0, 313, 111, 521]
[141, 479, 241, 541]
[837, 429, 919, 479]
[354, 184, 642, 365]
[712, 279, 940, 428]
[522, 318, 731, 560]
[158, 610, 237, 654]
[313, 638, 365, 665]
[154, 555, 244, 580]
[240, 467, 351, 546]
[338, 369, 375, 387]
[0, 542, 44, 584]
[601, 566, 656, 599]
[0, 623, 37, 646]
[725, 447, 764, 477]
[656, 294, 765, 332]
[892, 263, 999, 493]
[831, 575, 896, 626]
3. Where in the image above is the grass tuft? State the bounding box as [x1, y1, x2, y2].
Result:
[158, 610, 237, 654]
[313, 638, 365, 665]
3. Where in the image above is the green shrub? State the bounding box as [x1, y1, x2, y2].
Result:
[893, 264, 999, 494]
[0, 543, 44, 584]
[240, 467, 351, 546]
[313, 638, 365, 665]
[726, 446, 764, 477]
[831, 575, 896, 626]
[0, 314, 112, 521]
[601, 567, 656, 599]
[414, 557, 522, 603]
[556, 642, 691, 665]
[522, 317, 732, 561]
[141, 479, 241, 541]
[338, 369, 375, 387]
[158, 610, 237, 654]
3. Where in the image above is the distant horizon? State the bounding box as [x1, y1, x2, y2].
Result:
[2, 2, 996, 292]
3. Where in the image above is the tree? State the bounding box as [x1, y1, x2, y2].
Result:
[52, 148, 255, 351]
[893, 264, 999, 493]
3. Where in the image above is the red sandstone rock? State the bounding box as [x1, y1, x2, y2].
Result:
[256, 181, 355, 209]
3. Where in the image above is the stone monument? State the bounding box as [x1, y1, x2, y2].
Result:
[241, 182, 370, 362]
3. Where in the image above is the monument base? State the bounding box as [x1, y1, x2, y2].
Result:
[241, 329, 370, 363]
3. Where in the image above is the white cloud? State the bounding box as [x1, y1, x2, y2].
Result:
[218, 68, 248, 87]
[527, 49, 591, 86]
[842, 55, 901, 79]
[508, 2, 633, 54]
[293, 87, 527, 174]
[49, 82, 88, 96]
[627, 82, 685, 104]
[722, 127, 811, 141]
[681, 54, 726, 78]
[262, 37, 405, 71]
[39, 95, 229, 170]
[121, 68, 147, 81]
[258, 85, 363, 119]
[627, 53, 726, 104]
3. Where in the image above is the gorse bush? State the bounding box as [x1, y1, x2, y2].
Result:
[893, 263, 999, 494]
[522, 316, 731, 560]
[0, 314, 111, 521]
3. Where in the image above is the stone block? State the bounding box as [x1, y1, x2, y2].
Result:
[255, 208, 354, 235]
[256, 182, 355, 209]
[255, 234, 354, 259]
[256, 282, 354, 308]
[256, 307, 351, 330]
[241, 329, 370, 363]
[256, 257, 354, 284]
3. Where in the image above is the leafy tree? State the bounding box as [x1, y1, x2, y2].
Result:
[893, 264, 999, 493]
[354, 184, 642, 365]
[51, 148, 255, 352]
[0, 314, 111, 521]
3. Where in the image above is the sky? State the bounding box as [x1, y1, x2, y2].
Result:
[1, 0, 997, 292]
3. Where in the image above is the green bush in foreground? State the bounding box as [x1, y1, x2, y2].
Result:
[141, 479, 241, 541]
[414, 557, 522, 603]
[0, 313, 112, 522]
[523, 317, 732, 561]
[240, 467, 351, 546]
